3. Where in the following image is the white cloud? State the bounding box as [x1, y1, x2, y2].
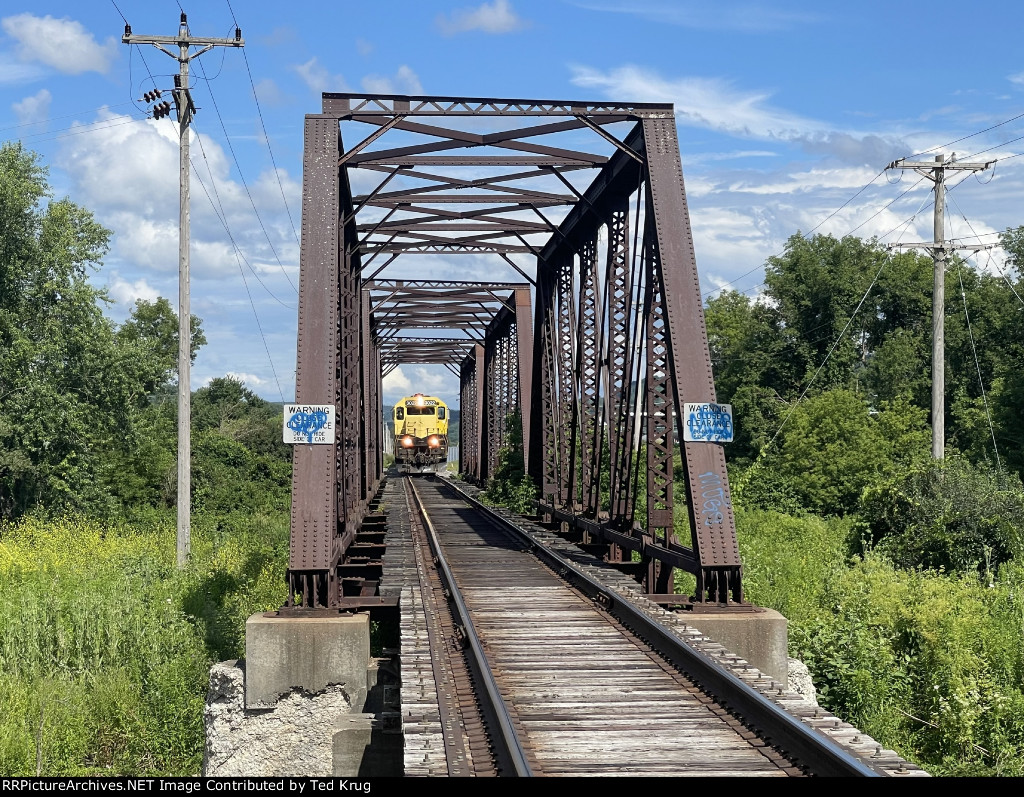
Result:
[437, 0, 527, 35]
[1009, 72, 1024, 86]
[224, 371, 268, 387]
[291, 57, 347, 94]
[0, 53, 45, 85]
[106, 272, 160, 306]
[383, 367, 412, 394]
[59, 111, 180, 216]
[571, 1, 816, 32]
[12, 87, 50, 126]
[253, 78, 290, 107]
[725, 166, 877, 196]
[2, 14, 116, 74]
[361, 65, 423, 96]
[571, 64, 814, 140]
[571, 64, 908, 166]
[56, 109, 300, 294]
[410, 367, 447, 392]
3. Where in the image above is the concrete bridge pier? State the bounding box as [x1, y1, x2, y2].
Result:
[203, 611, 401, 777]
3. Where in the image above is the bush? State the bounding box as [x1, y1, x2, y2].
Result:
[736, 508, 1024, 775]
[861, 456, 1024, 573]
[738, 390, 929, 516]
[0, 512, 288, 775]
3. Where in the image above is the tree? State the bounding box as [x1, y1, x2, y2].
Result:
[861, 456, 1024, 573]
[0, 144, 201, 518]
[117, 297, 206, 394]
[739, 389, 930, 516]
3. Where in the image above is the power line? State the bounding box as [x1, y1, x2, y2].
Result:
[906, 109, 1024, 160]
[702, 169, 891, 299]
[953, 255, 1002, 471]
[189, 126, 296, 310]
[0, 102, 137, 133]
[12, 115, 148, 145]
[223, 0, 299, 245]
[241, 47, 301, 246]
[759, 192, 933, 454]
[194, 57, 298, 293]
[190, 143, 287, 402]
[947, 193, 1024, 308]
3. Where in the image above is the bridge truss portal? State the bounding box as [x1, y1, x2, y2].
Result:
[287, 93, 742, 609]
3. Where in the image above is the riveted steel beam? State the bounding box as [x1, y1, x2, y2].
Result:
[287, 93, 743, 610]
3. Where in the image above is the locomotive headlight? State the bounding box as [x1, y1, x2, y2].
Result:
[415, 394, 425, 406]
[401, 436, 414, 448]
[428, 436, 439, 448]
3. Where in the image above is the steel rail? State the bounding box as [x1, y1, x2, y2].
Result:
[405, 477, 533, 777]
[436, 476, 884, 778]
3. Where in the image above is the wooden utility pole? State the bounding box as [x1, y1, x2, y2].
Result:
[886, 153, 993, 460]
[122, 15, 244, 566]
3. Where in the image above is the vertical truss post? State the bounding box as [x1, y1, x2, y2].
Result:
[288, 115, 341, 608]
[532, 263, 559, 508]
[337, 228, 363, 552]
[644, 228, 676, 594]
[514, 288, 534, 489]
[555, 256, 577, 509]
[460, 349, 480, 481]
[577, 236, 603, 522]
[483, 327, 501, 482]
[603, 202, 631, 560]
[471, 344, 485, 481]
[643, 118, 741, 603]
[361, 289, 380, 496]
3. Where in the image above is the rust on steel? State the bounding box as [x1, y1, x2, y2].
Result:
[288, 92, 743, 607]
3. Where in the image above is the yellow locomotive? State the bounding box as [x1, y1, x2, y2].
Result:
[393, 393, 450, 473]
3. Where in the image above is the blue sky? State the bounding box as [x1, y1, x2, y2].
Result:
[4, 1, 1024, 409]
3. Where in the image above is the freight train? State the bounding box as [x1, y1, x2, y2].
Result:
[393, 393, 449, 474]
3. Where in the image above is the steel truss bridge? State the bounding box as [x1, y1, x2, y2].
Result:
[287, 93, 742, 610]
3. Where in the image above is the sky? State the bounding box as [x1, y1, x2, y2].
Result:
[4, 0, 1024, 411]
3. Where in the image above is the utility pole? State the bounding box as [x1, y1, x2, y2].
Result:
[886, 153, 993, 460]
[122, 15, 244, 567]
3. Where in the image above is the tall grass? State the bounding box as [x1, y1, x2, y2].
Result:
[0, 511, 288, 775]
[736, 508, 1024, 776]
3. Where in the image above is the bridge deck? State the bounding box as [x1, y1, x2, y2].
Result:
[377, 474, 928, 777]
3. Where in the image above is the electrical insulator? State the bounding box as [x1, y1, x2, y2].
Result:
[153, 101, 172, 120]
[143, 89, 162, 103]
[174, 74, 182, 88]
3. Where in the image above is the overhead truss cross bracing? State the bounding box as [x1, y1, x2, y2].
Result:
[287, 93, 742, 609]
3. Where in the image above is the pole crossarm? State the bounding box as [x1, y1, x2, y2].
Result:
[888, 242, 995, 253]
[887, 157, 995, 173]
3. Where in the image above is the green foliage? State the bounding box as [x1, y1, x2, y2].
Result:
[861, 456, 1024, 573]
[737, 509, 1024, 776]
[0, 148, 295, 775]
[738, 390, 929, 515]
[481, 409, 537, 515]
[117, 297, 206, 394]
[0, 144, 206, 521]
[763, 234, 932, 398]
[0, 513, 288, 775]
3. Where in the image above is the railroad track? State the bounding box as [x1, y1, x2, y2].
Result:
[382, 473, 927, 777]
